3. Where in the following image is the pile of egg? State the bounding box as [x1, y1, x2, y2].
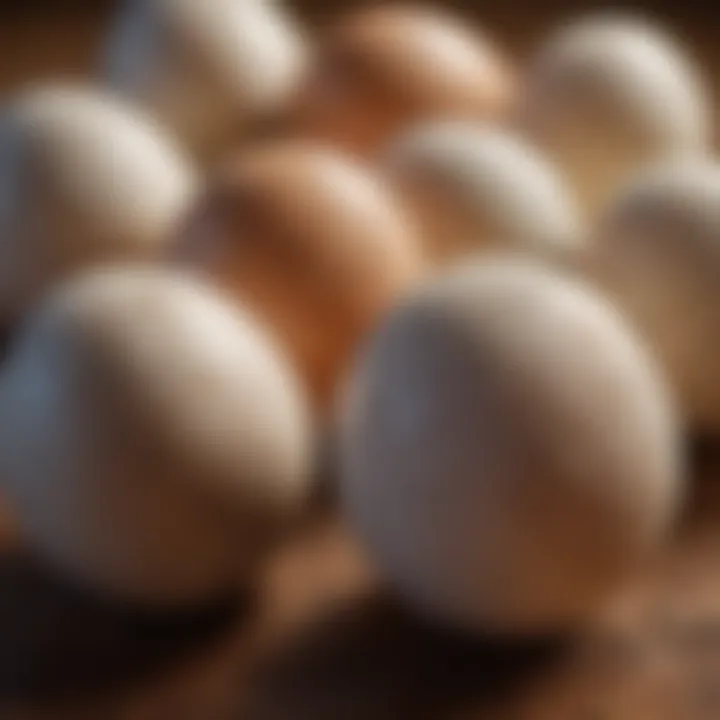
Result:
[0, 0, 714, 639]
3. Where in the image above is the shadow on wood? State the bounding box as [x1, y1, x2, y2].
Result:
[243, 591, 568, 720]
[0, 547, 245, 704]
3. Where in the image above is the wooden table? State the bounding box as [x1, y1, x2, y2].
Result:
[0, 442, 719, 720]
[0, 7, 719, 718]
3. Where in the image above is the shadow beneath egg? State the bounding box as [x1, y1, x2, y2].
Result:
[0, 546, 248, 704]
[307, 430, 340, 513]
[684, 434, 720, 527]
[243, 591, 568, 720]
[0, 322, 17, 365]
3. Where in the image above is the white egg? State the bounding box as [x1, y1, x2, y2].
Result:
[0, 266, 312, 605]
[382, 121, 582, 262]
[104, 0, 308, 158]
[519, 13, 710, 216]
[0, 84, 197, 326]
[340, 256, 681, 635]
[583, 159, 720, 434]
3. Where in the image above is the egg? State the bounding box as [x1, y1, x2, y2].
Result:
[289, 4, 514, 156]
[518, 13, 710, 216]
[581, 159, 720, 435]
[173, 142, 424, 414]
[382, 120, 582, 263]
[0, 266, 312, 605]
[104, 0, 308, 159]
[0, 84, 196, 328]
[340, 256, 682, 635]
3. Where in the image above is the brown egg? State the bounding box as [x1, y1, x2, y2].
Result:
[173, 142, 424, 413]
[288, 4, 514, 156]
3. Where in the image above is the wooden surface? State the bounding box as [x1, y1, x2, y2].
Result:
[0, 444, 719, 719]
[0, 9, 719, 719]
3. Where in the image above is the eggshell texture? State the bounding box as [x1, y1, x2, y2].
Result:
[382, 121, 582, 263]
[582, 159, 720, 435]
[340, 256, 682, 635]
[0, 84, 197, 326]
[519, 13, 710, 216]
[289, 4, 514, 156]
[0, 266, 312, 605]
[173, 142, 424, 413]
[104, 0, 308, 158]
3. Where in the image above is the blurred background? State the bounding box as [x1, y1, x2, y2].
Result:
[0, 0, 717, 94]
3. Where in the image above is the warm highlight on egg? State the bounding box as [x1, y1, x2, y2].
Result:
[173, 142, 424, 412]
[289, 4, 515, 156]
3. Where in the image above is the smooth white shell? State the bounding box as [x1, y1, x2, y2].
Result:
[104, 0, 308, 157]
[0, 266, 312, 605]
[0, 84, 197, 325]
[585, 159, 720, 434]
[340, 256, 681, 634]
[382, 121, 582, 261]
[519, 14, 710, 216]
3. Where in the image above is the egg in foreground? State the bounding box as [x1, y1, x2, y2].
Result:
[340, 256, 682, 634]
[0, 267, 312, 605]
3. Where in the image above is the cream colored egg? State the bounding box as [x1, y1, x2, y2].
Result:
[382, 121, 582, 263]
[289, 4, 514, 156]
[0, 84, 196, 326]
[582, 159, 720, 434]
[0, 266, 312, 605]
[519, 13, 710, 216]
[340, 256, 681, 635]
[104, 0, 308, 159]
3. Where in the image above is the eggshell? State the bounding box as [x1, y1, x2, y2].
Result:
[518, 13, 710, 216]
[0, 266, 312, 605]
[173, 142, 424, 413]
[0, 84, 197, 326]
[289, 4, 514, 156]
[340, 256, 682, 635]
[581, 159, 720, 434]
[382, 120, 582, 263]
[104, 0, 308, 159]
